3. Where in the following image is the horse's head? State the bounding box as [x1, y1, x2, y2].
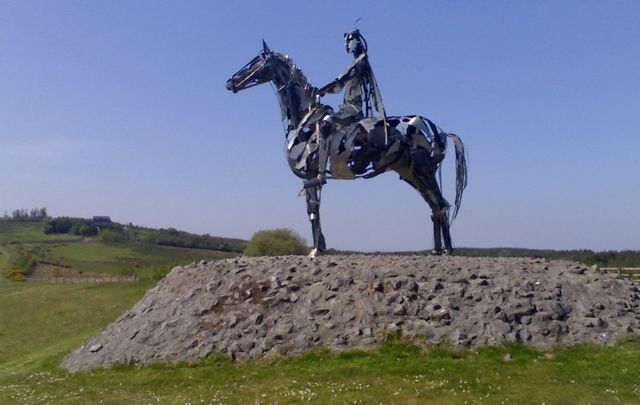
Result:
[226, 40, 277, 93]
[227, 42, 315, 130]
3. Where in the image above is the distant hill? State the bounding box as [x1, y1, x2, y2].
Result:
[41, 216, 247, 253]
[0, 218, 246, 280]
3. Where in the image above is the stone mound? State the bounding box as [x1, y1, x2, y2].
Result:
[62, 255, 640, 372]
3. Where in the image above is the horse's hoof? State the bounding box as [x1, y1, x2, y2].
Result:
[308, 248, 322, 258]
[431, 249, 442, 256]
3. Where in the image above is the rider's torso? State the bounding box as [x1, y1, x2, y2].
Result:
[342, 58, 371, 116]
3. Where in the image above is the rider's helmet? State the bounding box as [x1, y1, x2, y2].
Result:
[344, 29, 367, 56]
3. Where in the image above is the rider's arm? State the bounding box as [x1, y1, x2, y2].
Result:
[317, 69, 353, 95]
[317, 55, 365, 96]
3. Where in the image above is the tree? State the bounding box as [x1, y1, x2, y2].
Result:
[77, 223, 98, 236]
[244, 228, 309, 257]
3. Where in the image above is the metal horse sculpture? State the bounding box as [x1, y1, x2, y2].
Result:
[226, 42, 467, 256]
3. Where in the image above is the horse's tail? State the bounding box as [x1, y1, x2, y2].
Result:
[445, 133, 468, 222]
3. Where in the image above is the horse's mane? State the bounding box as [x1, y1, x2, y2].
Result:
[270, 52, 316, 130]
[273, 52, 310, 94]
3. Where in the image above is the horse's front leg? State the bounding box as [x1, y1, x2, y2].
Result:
[305, 185, 326, 257]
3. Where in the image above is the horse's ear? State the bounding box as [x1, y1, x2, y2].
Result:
[262, 39, 271, 54]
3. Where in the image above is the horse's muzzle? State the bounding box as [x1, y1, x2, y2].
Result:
[226, 79, 237, 93]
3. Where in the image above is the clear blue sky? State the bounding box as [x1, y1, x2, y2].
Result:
[1, 1, 639, 251]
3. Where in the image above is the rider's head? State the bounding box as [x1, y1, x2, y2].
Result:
[344, 30, 367, 56]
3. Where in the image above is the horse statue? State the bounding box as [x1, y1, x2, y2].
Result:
[226, 41, 467, 257]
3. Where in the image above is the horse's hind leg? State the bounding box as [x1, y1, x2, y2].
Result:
[396, 165, 452, 255]
[423, 177, 454, 254]
[441, 211, 453, 252]
[422, 180, 453, 254]
[305, 186, 326, 257]
[431, 212, 443, 254]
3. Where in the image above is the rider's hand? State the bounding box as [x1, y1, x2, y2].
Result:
[306, 85, 319, 97]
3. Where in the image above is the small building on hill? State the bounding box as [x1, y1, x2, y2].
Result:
[92, 216, 111, 225]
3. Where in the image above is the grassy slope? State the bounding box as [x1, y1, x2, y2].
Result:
[0, 282, 151, 370]
[40, 241, 234, 277]
[0, 221, 237, 278]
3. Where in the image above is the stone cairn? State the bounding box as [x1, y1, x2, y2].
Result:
[62, 255, 640, 372]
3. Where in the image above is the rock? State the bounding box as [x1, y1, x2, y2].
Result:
[393, 304, 407, 316]
[432, 308, 450, 320]
[294, 334, 308, 348]
[89, 343, 103, 353]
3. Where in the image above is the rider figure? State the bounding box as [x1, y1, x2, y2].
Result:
[304, 29, 386, 188]
[318, 29, 385, 123]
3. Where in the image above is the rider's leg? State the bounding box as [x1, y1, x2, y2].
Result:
[303, 118, 332, 189]
[305, 185, 326, 257]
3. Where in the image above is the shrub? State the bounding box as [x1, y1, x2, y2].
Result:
[77, 223, 98, 236]
[244, 228, 309, 257]
[7, 268, 24, 282]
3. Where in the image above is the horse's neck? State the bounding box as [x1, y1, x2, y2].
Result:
[272, 59, 313, 130]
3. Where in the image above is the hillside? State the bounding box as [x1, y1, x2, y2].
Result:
[0, 219, 245, 280]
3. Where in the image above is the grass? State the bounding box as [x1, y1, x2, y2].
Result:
[0, 282, 152, 369]
[0, 279, 639, 404]
[0, 245, 9, 279]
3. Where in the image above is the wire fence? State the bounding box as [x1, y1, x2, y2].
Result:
[601, 267, 640, 282]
